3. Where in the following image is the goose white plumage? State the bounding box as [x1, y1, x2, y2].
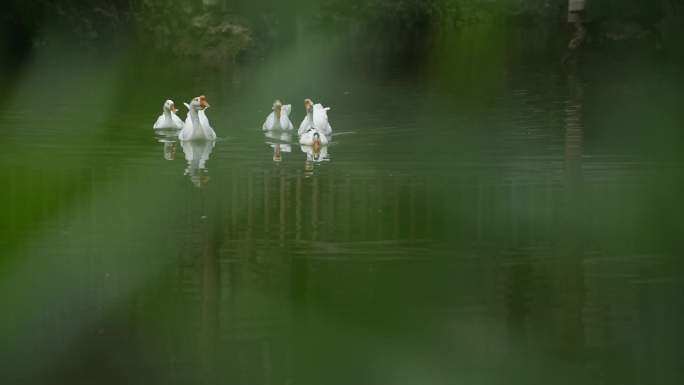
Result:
[153, 100, 184, 130]
[263, 100, 293, 131]
[179, 95, 217, 141]
[298, 99, 332, 136]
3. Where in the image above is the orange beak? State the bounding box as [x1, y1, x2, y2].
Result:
[304, 99, 313, 110]
[171, 104, 177, 113]
[199, 95, 210, 109]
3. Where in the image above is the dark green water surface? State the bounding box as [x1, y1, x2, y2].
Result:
[1, 27, 683, 385]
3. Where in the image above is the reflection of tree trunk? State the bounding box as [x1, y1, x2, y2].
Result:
[360, 180, 368, 240]
[505, 258, 532, 348]
[564, 1, 587, 64]
[261, 340, 273, 385]
[328, 175, 335, 240]
[410, 179, 416, 241]
[425, 179, 434, 240]
[312, 176, 319, 241]
[377, 177, 384, 240]
[248, 172, 254, 233]
[510, 180, 518, 245]
[564, 75, 584, 189]
[9, 168, 17, 238]
[238, 350, 249, 385]
[345, 177, 352, 241]
[200, 190, 222, 384]
[557, 71, 586, 357]
[296, 175, 302, 241]
[200, 230, 220, 374]
[477, 184, 484, 241]
[264, 171, 270, 240]
[280, 174, 286, 245]
[231, 171, 237, 230]
[393, 178, 400, 240]
[290, 242, 310, 385]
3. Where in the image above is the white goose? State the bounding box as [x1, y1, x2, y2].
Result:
[263, 100, 293, 131]
[179, 95, 216, 141]
[153, 100, 184, 129]
[298, 98, 332, 136]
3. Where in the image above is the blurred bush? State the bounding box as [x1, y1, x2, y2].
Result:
[4, 0, 251, 63]
[132, 1, 251, 63]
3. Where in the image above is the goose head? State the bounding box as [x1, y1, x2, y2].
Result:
[273, 100, 282, 119]
[199, 95, 210, 110]
[163, 100, 178, 114]
[304, 98, 314, 114]
[185, 96, 206, 112]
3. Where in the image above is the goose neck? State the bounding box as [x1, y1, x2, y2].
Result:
[189, 109, 201, 128]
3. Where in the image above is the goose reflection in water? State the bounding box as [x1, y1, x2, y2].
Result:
[162, 141, 176, 160]
[300, 143, 329, 163]
[181, 140, 215, 188]
[155, 130, 180, 161]
[264, 130, 292, 162]
[301, 143, 329, 177]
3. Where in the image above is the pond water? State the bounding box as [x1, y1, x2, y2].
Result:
[1, 26, 683, 385]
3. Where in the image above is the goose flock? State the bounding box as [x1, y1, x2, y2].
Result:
[153, 95, 332, 149]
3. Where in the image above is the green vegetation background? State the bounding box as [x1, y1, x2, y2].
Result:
[2, 1, 684, 63]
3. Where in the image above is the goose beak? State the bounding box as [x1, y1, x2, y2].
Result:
[171, 104, 177, 113]
[199, 95, 210, 109]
